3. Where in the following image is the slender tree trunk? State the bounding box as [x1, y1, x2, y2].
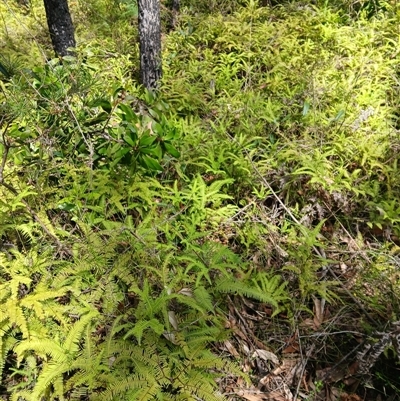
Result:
[138, 0, 162, 90]
[43, 0, 76, 57]
[16, 0, 30, 9]
[171, 0, 180, 29]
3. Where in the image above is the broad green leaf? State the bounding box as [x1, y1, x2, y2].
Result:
[152, 122, 164, 136]
[163, 128, 179, 141]
[57, 203, 76, 212]
[164, 142, 180, 158]
[118, 104, 138, 123]
[83, 112, 108, 127]
[148, 108, 160, 119]
[123, 134, 136, 147]
[139, 133, 156, 146]
[141, 155, 162, 171]
[92, 99, 112, 113]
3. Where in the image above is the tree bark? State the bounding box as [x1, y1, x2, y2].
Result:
[138, 0, 162, 90]
[171, 0, 180, 29]
[43, 0, 76, 57]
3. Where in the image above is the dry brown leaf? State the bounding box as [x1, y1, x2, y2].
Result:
[178, 287, 193, 296]
[282, 334, 300, 354]
[340, 262, 348, 274]
[235, 388, 293, 401]
[168, 311, 178, 330]
[338, 235, 359, 251]
[271, 357, 299, 377]
[313, 297, 325, 329]
[234, 389, 269, 401]
[265, 390, 292, 401]
[252, 349, 280, 366]
[348, 360, 359, 375]
[340, 394, 362, 401]
[299, 318, 316, 330]
[325, 386, 340, 401]
[282, 344, 299, 354]
[243, 358, 252, 373]
[316, 366, 345, 383]
[281, 382, 295, 400]
[223, 339, 240, 358]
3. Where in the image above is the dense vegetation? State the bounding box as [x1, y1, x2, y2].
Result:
[1, 0, 400, 400]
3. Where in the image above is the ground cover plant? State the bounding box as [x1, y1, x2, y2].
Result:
[1, 0, 400, 400]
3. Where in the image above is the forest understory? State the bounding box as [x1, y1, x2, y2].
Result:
[1, 0, 400, 400]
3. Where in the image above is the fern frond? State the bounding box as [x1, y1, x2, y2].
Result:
[96, 377, 158, 401]
[0, 282, 11, 302]
[173, 293, 209, 314]
[0, 328, 18, 383]
[31, 361, 69, 400]
[9, 275, 32, 299]
[176, 370, 224, 401]
[52, 373, 66, 401]
[184, 325, 226, 347]
[112, 252, 138, 285]
[6, 301, 29, 338]
[10, 389, 35, 401]
[20, 289, 67, 305]
[15, 339, 67, 363]
[214, 279, 279, 306]
[193, 286, 214, 312]
[15, 223, 38, 243]
[64, 311, 98, 354]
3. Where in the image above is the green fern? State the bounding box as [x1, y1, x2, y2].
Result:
[214, 271, 288, 314]
[14, 311, 98, 399]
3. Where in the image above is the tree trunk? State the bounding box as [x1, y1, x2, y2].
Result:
[43, 0, 76, 57]
[138, 0, 162, 90]
[16, 0, 30, 9]
[171, 0, 180, 29]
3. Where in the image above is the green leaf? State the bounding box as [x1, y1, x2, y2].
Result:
[125, 123, 138, 142]
[139, 133, 156, 146]
[163, 128, 179, 141]
[152, 122, 164, 136]
[139, 145, 162, 159]
[57, 203, 76, 212]
[141, 155, 162, 171]
[0, 61, 10, 78]
[333, 110, 345, 121]
[92, 99, 112, 113]
[123, 134, 136, 147]
[164, 142, 180, 158]
[117, 147, 131, 158]
[148, 108, 160, 119]
[302, 100, 310, 116]
[112, 85, 124, 98]
[83, 112, 109, 127]
[118, 104, 138, 123]
[109, 142, 122, 156]
[144, 90, 156, 104]
[154, 145, 163, 159]
[62, 55, 76, 62]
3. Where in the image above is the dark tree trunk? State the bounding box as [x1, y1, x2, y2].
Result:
[16, 0, 30, 9]
[171, 0, 180, 29]
[138, 0, 162, 90]
[43, 0, 76, 57]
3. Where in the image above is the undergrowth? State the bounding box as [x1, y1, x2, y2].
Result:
[1, 0, 400, 399]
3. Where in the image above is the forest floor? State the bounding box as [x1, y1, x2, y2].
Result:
[1, 0, 400, 400]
